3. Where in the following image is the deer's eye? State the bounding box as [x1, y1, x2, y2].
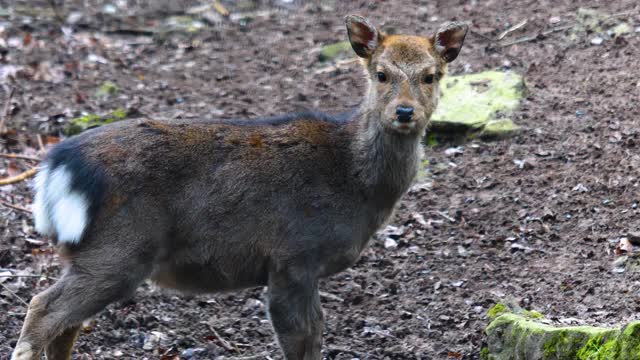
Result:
[423, 74, 435, 84]
[376, 72, 387, 83]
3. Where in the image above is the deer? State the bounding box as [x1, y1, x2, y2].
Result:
[12, 15, 467, 360]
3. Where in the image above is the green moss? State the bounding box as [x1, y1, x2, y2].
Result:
[480, 347, 490, 360]
[164, 15, 206, 33]
[576, 336, 607, 360]
[424, 132, 439, 147]
[110, 108, 128, 120]
[575, 8, 604, 34]
[610, 23, 632, 37]
[318, 41, 352, 62]
[523, 309, 545, 320]
[480, 119, 520, 140]
[95, 81, 119, 98]
[618, 322, 640, 360]
[66, 108, 130, 135]
[571, 8, 632, 41]
[487, 303, 508, 321]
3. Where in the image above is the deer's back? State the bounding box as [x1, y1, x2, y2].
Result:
[36, 113, 378, 291]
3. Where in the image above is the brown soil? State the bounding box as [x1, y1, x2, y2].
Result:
[1, 0, 639, 359]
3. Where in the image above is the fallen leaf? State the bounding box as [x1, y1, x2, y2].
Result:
[614, 237, 633, 255]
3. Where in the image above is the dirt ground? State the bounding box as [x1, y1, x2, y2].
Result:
[1, 0, 640, 359]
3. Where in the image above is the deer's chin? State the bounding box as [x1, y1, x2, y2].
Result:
[384, 119, 422, 135]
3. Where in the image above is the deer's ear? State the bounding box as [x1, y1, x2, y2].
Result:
[433, 22, 468, 63]
[345, 15, 381, 58]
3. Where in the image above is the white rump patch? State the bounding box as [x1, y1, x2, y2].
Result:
[32, 166, 53, 235]
[31, 165, 89, 244]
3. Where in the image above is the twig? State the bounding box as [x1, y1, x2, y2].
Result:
[314, 58, 358, 75]
[0, 200, 32, 214]
[207, 323, 239, 352]
[319, 291, 344, 302]
[0, 274, 58, 280]
[0, 87, 15, 136]
[104, 28, 156, 36]
[469, 29, 494, 43]
[497, 19, 528, 40]
[224, 354, 270, 360]
[499, 24, 575, 48]
[327, 346, 367, 357]
[0, 282, 29, 307]
[0, 167, 38, 186]
[212, 0, 230, 17]
[0, 153, 41, 162]
[436, 211, 456, 223]
[36, 134, 45, 153]
[604, 10, 640, 20]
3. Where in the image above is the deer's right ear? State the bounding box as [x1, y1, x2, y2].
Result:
[346, 15, 380, 58]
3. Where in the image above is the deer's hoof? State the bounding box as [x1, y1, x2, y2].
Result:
[11, 342, 35, 360]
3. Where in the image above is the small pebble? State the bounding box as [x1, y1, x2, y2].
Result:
[590, 37, 604, 45]
[102, 4, 117, 14]
[384, 238, 398, 249]
[549, 16, 562, 24]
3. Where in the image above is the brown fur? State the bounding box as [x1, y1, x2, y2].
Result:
[12, 15, 468, 360]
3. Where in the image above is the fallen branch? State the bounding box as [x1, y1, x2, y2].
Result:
[499, 24, 575, 48]
[0, 167, 38, 186]
[207, 323, 239, 352]
[604, 10, 640, 20]
[0, 200, 32, 214]
[0, 153, 41, 162]
[319, 291, 344, 302]
[436, 211, 457, 223]
[0, 274, 58, 280]
[313, 58, 358, 75]
[0, 282, 29, 307]
[225, 353, 270, 360]
[212, 0, 230, 17]
[36, 134, 45, 153]
[498, 19, 528, 40]
[104, 28, 156, 36]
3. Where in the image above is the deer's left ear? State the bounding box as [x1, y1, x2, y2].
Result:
[433, 22, 469, 63]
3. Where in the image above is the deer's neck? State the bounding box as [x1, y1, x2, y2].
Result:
[349, 109, 422, 208]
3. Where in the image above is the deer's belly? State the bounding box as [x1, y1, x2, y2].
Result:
[150, 256, 269, 293]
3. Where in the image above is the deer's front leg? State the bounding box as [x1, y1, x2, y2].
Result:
[267, 268, 324, 360]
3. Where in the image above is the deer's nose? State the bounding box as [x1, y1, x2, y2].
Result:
[396, 106, 414, 123]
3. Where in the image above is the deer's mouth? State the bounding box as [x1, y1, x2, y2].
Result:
[391, 120, 417, 134]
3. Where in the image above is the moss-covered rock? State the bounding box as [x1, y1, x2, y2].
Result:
[429, 70, 524, 142]
[480, 119, 519, 140]
[65, 108, 130, 135]
[571, 8, 632, 41]
[485, 305, 640, 360]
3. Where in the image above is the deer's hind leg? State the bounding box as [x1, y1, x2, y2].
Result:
[12, 197, 166, 359]
[44, 325, 81, 360]
[12, 259, 151, 360]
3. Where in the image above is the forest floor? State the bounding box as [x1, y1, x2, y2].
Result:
[1, 0, 639, 359]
